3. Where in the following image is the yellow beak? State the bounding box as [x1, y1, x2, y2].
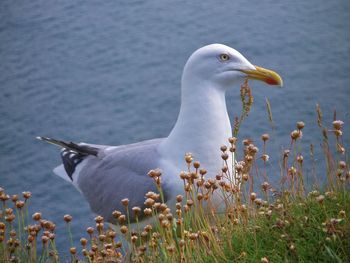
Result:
[240, 66, 283, 87]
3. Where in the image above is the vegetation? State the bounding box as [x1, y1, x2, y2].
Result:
[1, 85, 349, 262]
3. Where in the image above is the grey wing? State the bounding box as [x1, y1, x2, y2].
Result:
[77, 138, 165, 223]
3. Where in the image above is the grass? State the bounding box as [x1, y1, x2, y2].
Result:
[0, 84, 349, 262]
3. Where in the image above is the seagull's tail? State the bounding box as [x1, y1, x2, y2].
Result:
[37, 136, 99, 183]
[36, 136, 99, 156]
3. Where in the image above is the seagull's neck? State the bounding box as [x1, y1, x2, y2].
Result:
[160, 76, 233, 176]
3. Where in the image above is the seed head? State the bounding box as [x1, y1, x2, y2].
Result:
[297, 155, 303, 164]
[193, 161, 200, 169]
[98, 234, 106, 241]
[32, 212, 42, 221]
[118, 215, 126, 224]
[176, 195, 183, 202]
[242, 174, 249, 181]
[112, 210, 121, 219]
[107, 230, 116, 239]
[148, 169, 162, 178]
[5, 208, 13, 215]
[41, 235, 49, 244]
[262, 154, 269, 162]
[296, 121, 305, 130]
[261, 133, 270, 142]
[144, 198, 155, 207]
[143, 208, 152, 216]
[22, 191, 32, 199]
[186, 200, 194, 207]
[288, 166, 297, 176]
[132, 206, 141, 216]
[189, 233, 198, 240]
[338, 161, 346, 169]
[0, 194, 9, 202]
[69, 247, 76, 255]
[28, 235, 34, 243]
[243, 139, 252, 146]
[131, 235, 138, 243]
[91, 244, 98, 252]
[145, 191, 157, 199]
[86, 227, 94, 235]
[120, 225, 128, 234]
[199, 169, 207, 176]
[334, 130, 342, 136]
[94, 215, 104, 224]
[250, 192, 257, 201]
[254, 198, 263, 206]
[248, 145, 259, 154]
[153, 202, 161, 210]
[15, 201, 25, 209]
[290, 130, 301, 140]
[338, 146, 346, 154]
[159, 203, 168, 211]
[167, 245, 175, 254]
[121, 198, 129, 206]
[220, 145, 227, 152]
[333, 120, 344, 130]
[261, 257, 269, 263]
[5, 214, 15, 223]
[161, 219, 170, 228]
[235, 164, 243, 172]
[185, 153, 193, 164]
[190, 172, 198, 180]
[80, 238, 87, 247]
[63, 214, 72, 223]
[11, 195, 18, 202]
[228, 137, 237, 144]
[197, 193, 203, 201]
[221, 153, 229, 160]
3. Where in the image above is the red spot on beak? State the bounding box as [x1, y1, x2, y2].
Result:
[266, 77, 279, 85]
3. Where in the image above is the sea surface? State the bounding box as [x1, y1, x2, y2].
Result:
[1, 0, 350, 258]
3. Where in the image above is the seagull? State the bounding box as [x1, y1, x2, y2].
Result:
[37, 44, 282, 223]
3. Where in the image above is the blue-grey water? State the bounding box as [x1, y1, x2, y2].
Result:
[1, 0, 350, 259]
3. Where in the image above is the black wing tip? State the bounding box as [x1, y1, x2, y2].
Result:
[36, 136, 52, 142]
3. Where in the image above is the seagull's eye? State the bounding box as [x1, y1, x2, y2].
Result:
[219, 54, 230, 61]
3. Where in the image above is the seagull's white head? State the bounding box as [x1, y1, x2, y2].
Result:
[182, 44, 283, 90]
